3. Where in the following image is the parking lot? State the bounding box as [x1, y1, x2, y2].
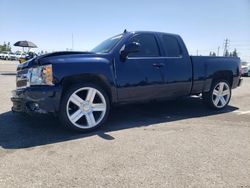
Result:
[0, 60, 18, 75]
[0, 61, 250, 187]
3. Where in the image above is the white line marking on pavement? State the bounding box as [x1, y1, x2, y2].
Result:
[234, 110, 250, 115]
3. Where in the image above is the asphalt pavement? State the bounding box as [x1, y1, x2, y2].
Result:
[0, 60, 18, 75]
[0, 61, 250, 187]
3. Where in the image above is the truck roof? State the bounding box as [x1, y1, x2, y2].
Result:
[127, 30, 180, 38]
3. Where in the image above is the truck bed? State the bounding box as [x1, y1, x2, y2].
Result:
[190, 56, 241, 95]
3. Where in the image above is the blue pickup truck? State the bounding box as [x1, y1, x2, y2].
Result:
[11, 31, 242, 132]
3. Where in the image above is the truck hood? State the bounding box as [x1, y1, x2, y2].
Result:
[17, 51, 109, 71]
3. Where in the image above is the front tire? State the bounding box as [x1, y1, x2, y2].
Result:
[203, 80, 231, 109]
[59, 83, 110, 132]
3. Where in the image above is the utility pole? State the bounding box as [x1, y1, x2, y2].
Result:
[71, 33, 74, 50]
[196, 49, 199, 56]
[217, 46, 220, 56]
[223, 38, 230, 56]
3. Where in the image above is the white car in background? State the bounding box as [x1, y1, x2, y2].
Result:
[0, 52, 17, 60]
[242, 61, 250, 77]
[0, 52, 7, 59]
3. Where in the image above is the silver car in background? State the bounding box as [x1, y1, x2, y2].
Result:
[242, 61, 250, 77]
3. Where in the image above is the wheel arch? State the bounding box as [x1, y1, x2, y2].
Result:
[61, 74, 114, 104]
[204, 70, 233, 92]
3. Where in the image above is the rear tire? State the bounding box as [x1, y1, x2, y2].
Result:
[203, 80, 231, 110]
[59, 83, 110, 132]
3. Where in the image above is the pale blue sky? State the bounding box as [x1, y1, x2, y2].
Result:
[0, 0, 250, 61]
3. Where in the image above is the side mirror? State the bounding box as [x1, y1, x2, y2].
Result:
[120, 42, 141, 59]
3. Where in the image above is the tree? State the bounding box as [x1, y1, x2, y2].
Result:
[7, 42, 11, 51]
[232, 48, 238, 57]
[209, 52, 216, 56]
[0, 41, 11, 52]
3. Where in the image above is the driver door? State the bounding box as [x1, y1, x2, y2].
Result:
[115, 33, 165, 102]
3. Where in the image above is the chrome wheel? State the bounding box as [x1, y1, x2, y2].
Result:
[212, 82, 231, 108]
[66, 87, 107, 129]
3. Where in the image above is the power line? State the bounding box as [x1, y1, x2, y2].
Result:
[237, 49, 250, 51]
[231, 44, 250, 47]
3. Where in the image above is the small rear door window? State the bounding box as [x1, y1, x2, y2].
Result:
[161, 35, 182, 57]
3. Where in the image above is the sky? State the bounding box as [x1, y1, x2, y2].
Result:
[0, 0, 250, 61]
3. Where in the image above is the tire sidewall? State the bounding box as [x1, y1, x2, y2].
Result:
[59, 83, 110, 132]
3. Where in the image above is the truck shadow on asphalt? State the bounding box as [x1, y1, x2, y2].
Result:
[0, 97, 238, 149]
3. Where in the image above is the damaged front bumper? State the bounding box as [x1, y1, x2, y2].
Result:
[11, 85, 62, 114]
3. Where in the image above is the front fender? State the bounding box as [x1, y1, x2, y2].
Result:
[52, 59, 117, 103]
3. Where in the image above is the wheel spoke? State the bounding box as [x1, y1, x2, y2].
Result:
[220, 96, 227, 106]
[222, 89, 230, 96]
[213, 89, 219, 96]
[219, 83, 224, 93]
[70, 93, 84, 107]
[214, 96, 220, 106]
[70, 109, 84, 123]
[86, 88, 96, 103]
[85, 112, 96, 127]
[92, 103, 106, 111]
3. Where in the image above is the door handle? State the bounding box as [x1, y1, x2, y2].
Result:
[152, 63, 164, 68]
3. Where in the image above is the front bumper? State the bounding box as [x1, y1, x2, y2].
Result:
[11, 85, 62, 114]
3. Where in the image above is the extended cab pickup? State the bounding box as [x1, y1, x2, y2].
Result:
[11, 31, 242, 131]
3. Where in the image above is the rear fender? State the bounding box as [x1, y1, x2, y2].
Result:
[204, 70, 233, 92]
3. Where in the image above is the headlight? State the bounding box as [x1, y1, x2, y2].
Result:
[29, 64, 54, 86]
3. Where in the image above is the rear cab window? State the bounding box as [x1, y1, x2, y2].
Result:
[128, 34, 160, 57]
[160, 34, 182, 57]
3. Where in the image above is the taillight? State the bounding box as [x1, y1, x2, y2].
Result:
[240, 64, 243, 76]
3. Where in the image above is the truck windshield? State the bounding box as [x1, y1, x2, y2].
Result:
[91, 34, 123, 53]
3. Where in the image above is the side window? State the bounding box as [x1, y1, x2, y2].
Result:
[161, 35, 182, 57]
[128, 34, 160, 57]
